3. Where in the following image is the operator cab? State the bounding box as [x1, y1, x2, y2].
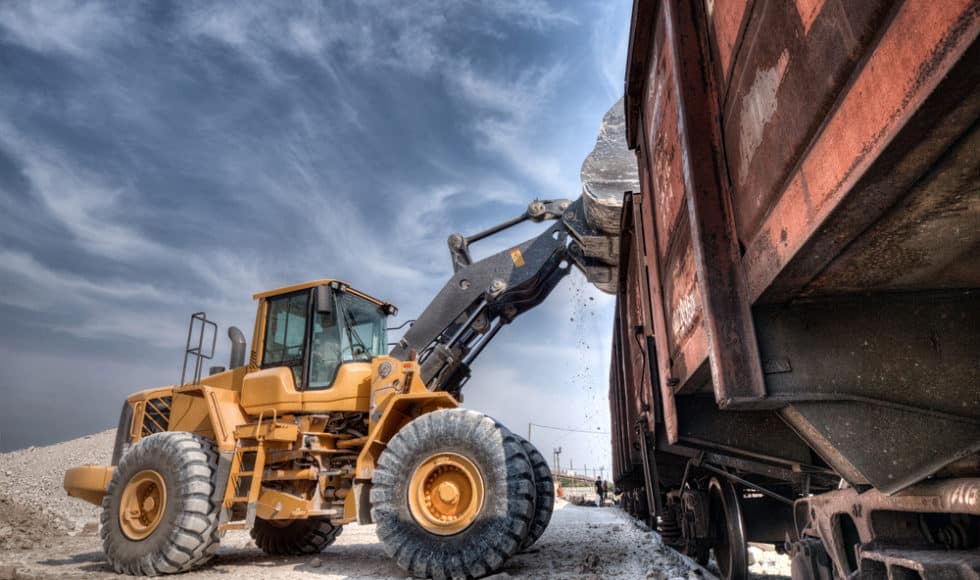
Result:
[253, 280, 396, 390]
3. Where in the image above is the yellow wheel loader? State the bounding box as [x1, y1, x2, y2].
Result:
[61, 190, 621, 577]
[63, 188, 623, 578]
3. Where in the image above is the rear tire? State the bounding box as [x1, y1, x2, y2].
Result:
[101, 432, 221, 575]
[371, 409, 535, 579]
[514, 435, 554, 550]
[250, 517, 342, 555]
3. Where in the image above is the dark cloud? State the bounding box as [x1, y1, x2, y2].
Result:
[0, 0, 631, 476]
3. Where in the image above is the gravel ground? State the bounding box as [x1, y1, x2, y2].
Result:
[0, 499, 714, 580]
[0, 429, 113, 552]
[0, 431, 786, 579]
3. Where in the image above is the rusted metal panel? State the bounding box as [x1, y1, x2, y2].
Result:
[705, 0, 752, 81]
[618, 264, 646, 453]
[637, 2, 711, 400]
[622, 205, 654, 433]
[609, 322, 630, 484]
[634, 165, 679, 442]
[617, 3, 980, 569]
[723, 0, 893, 241]
[624, 0, 979, 397]
[802, 119, 980, 295]
[662, 239, 700, 362]
[662, 0, 767, 406]
[742, 0, 980, 303]
[644, 15, 687, 264]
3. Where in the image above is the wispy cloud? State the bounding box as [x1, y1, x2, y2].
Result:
[0, 126, 165, 260]
[442, 52, 574, 194]
[0, 0, 631, 455]
[0, 249, 166, 310]
[174, 0, 579, 193]
[591, 1, 633, 101]
[0, 0, 130, 58]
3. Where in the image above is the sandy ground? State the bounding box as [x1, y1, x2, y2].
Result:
[0, 499, 716, 580]
[0, 432, 788, 579]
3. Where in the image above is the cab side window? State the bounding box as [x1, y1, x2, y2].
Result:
[262, 291, 309, 387]
[309, 309, 342, 389]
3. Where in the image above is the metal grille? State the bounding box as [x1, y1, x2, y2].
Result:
[141, 396, 172, 435]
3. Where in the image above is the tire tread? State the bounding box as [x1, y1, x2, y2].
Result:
[101, 432, 222, 575]
[371, 409, 534, 579]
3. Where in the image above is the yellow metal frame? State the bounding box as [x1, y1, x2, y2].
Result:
[251, 279, 390, 306]
[250, 279, 395, 369]
[64, 465, 114, 506]
[356, 391, 460, 480]
[238, 364, 374, 416]
[170, 384, 249, 452]
[63, 281, 486, 534]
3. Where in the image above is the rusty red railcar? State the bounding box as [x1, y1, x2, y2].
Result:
[610, 1, 980, 579]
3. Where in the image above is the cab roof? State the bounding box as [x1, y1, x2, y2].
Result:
[252, 279, 393, 310]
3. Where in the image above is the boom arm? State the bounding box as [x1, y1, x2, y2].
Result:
[389, 196, 621, 396]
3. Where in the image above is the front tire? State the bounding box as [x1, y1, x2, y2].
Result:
[371, 409, 535, 579]
[101, 432, 221, 575]
[250, 517, 342, 555]
[514, 435, 554, 550]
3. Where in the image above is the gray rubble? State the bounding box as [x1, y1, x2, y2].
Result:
[0, 430, 725, 579]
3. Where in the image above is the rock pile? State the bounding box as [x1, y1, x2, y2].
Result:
[0, 429, 114, 548]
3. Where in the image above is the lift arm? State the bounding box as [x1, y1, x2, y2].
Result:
[389, 196, 621, 397]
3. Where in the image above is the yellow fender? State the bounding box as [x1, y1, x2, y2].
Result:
[63, 383, 246, 506]
[169, 384, 248, 452]
[351, 356, 459, 523]
[356, 391, 459, 480]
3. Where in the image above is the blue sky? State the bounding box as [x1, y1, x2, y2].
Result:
[0, 0, 632, 475]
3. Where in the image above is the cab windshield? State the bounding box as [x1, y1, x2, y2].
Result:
[309, 290, 387, 389]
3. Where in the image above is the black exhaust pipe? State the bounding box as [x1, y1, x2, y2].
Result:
[228, 326, 246, 368]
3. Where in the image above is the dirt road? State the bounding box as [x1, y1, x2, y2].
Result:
[0, 499, 713, 579]
[2, 433, 794, 579]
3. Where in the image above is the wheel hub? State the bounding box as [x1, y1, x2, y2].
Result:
[437, 482, 460, 504]
[409, 452, 485, 535]
[119, 469, 167, 540]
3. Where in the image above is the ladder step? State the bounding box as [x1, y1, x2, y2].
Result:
[228, 496, 250, 503]
[233, 471, 255, 477]
[219, 522, 246, 531]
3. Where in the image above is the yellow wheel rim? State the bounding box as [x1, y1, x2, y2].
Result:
[119, 469, 167, 540]
[409, 453, 485, 535]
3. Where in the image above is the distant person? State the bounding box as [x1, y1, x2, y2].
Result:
[595, 476, 604, 506]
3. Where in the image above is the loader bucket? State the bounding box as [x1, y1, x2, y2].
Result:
[567, 97, 638, 293]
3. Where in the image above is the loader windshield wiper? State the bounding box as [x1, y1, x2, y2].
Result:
[336, 293, 372, 360]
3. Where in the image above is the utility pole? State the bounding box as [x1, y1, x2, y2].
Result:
[552, 447, 562, 477]
[527, 422, 531, 441]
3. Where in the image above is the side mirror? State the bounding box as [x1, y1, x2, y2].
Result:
[316, 286, 333, 314]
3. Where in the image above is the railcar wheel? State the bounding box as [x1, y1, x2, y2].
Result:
[708, 477, 748, 580]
